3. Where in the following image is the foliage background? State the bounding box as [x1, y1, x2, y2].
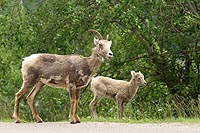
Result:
[0, 0, 200, 122]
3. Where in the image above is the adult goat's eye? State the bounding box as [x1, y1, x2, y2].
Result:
[99, 44, 103, 50]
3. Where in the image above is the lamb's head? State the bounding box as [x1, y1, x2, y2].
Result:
[88, 29, 113, 59]
[131, 71, 146, 87]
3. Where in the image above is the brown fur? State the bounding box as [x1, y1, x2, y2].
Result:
[13, 30, 113, 124]
[89, 71, 146, 119]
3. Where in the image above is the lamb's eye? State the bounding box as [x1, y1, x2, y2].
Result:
[138, 77, 141, 80]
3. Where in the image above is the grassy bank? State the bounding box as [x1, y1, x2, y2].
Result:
[1, 117, 200, 124]
[81, 117, 200, 124]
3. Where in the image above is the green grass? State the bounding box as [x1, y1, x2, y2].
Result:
[0, 119, 13, 122]
[1, 117, 200, 123]
[81, 117, 200, 124]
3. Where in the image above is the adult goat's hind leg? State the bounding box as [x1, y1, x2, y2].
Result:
[13, 81, 34, 123]
[26, 82, 45, 123]
[74, 89, 80, 123]
[89, 94, 104, 118]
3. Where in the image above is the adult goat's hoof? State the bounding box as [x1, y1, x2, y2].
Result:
[37, 120, 43, 123]
[76, 120, 81, 123]
[70, 121, 77, 124]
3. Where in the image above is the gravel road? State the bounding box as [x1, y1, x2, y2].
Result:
[1, 122, 200, 133]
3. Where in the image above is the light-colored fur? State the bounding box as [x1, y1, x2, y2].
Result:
[89, 71, 146, 119]
[12, 30, 113, 124]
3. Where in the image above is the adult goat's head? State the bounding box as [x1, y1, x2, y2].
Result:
[88, 29, 113, 59]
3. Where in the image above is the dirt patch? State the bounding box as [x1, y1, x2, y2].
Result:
[1, 122, 200, 133]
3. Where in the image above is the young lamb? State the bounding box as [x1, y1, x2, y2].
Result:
[89, 71, 146, 119]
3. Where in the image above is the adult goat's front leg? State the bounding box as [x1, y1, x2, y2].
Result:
[69, 87, 77, 124]
[13, 87, 29, 123]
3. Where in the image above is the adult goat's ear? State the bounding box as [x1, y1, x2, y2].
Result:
[131, 71, 136, 77]
[106, 34, 109, 40]
[94, 37, 99, 46]
[108, 40, 112, 46]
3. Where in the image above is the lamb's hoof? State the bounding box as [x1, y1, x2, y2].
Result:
[70, 121, 77, 124]
[14, 117, 21, 123]
[15, 120, 21, 123]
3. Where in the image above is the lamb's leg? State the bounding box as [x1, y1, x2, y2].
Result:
[74, 89, 80, 123]
[117, 100, 124, 119]
[26, 82, 44, 123]
[13, 83, 30, 123]
[89, 94, 104, 118]
[69, 87, 77, 124]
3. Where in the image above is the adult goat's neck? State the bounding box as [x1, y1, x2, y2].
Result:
[87, 47, 104, 72]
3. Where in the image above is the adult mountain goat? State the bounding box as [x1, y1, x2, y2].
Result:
[89, 71, 146, 119]
[13, 30, 113, 124]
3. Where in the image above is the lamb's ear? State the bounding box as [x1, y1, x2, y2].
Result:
[131, 71, 136, 77]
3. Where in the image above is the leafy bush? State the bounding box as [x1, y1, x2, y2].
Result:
[0, 0, 200, 122]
